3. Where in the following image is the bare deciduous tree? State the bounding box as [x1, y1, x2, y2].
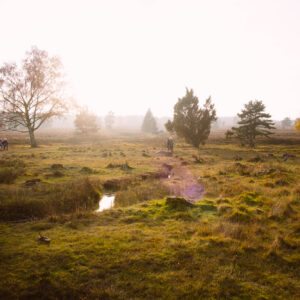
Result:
[0, 46, 68, 147]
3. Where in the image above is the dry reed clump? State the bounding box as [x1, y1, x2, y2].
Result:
[224, 163, 251, 176]
[195, 223, 214, 237]
[264, 181, 275, 188]
[226, 208, 253, 224]
[0, 158, 26, 183]
[237, 192, 264, 206]
[291, 222, 300, 235]
[213, 221, 250, 240]
[0, 177, 102, 221]
[293, 186, 300, 201]
[216, 275, 242, 299]
[0, 167, 24, 184]
[0, 158, 26, 168]
[270, 235, 298, 251]
[114, 180, 169, 207]
[275, 188, 290, 197]
[221, 182, 251, 197]
[268, 198, 295, 220]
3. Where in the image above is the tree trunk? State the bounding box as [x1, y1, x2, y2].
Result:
[29, 129, 37, 147]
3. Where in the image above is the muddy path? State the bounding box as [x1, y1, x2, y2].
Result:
[155, 152, 204, 202]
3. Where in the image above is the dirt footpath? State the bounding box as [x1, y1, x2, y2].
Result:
[155, 152, 204, 202]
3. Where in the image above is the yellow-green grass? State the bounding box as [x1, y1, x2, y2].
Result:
[0, 131, 299, 298]
[0, 198, 299, 299]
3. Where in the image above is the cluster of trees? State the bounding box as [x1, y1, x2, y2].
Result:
[164, 89, 286, 149]
[0, 47, 299, 148]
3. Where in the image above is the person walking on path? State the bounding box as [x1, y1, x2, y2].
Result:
[167, 136, 174, 153]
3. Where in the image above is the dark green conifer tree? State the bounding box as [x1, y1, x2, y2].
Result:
[165, 88, 217, 149]
[227, 100, 275, 147]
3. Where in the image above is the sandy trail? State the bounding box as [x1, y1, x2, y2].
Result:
[155, 152, 204, 202]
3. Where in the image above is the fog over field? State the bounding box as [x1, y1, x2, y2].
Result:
[0, 1, 300, 299]
[0, 0, 299, 119]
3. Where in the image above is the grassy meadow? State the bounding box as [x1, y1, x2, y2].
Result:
[0, 130, 300, 299]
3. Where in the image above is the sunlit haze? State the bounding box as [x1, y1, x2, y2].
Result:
[0, 0, 299, 119]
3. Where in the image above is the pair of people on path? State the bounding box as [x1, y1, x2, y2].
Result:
[0, 138, 8, 150]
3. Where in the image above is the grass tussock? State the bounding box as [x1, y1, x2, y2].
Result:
[0, 167, 23, 184]
[114, 180, 169, 207]
[268, 198, 295, 220]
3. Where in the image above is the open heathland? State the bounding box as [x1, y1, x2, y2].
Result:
[0, 130, 299, 299]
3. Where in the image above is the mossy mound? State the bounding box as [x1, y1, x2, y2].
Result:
[198, 199, 217, 211]
[218, 204, 233, 214]
[165, 197, 194, 210]
[80, 166, 94, 174]
[227, 209, 252, 223]
[51, 164, 64, 170]
[238, 192, 263, 206]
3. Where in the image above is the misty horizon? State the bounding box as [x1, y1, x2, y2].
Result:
[0, 0, 299, 120]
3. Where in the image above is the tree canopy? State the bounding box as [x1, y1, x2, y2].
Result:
[0, 46, 68, 147]
[227, 100, 275, 147]
[141, 109, 158, 133]
[165, 88, 217, 149]
[74, 108, 99, 134]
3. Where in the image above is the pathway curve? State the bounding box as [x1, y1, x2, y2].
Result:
[155, 151, 204, 202]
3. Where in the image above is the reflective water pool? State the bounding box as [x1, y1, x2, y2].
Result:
[96, 194, 115, 212]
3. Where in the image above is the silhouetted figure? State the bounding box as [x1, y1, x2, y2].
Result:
[0, 138, 8, 150]
[167, 137, 174, 153]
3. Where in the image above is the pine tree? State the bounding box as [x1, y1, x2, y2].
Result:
[165, 88, 217, 149]
[229, 100, 275, 147]
[141, 109, 158, 133]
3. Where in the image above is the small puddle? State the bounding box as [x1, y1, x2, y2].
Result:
[96, 194, 115, 212]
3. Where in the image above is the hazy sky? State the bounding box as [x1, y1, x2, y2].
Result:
[0, 0, 299, 119]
